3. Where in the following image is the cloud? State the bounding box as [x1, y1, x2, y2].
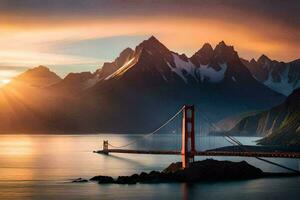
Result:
[0, 50, 103, 78]
[0, 0, 298, 78]
[1, 0, 299, 28]
[43, 35, 149, 59]
[0, 50, 102, 66]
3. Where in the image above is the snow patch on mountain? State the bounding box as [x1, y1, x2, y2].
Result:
[198, 63, 227, 82]
[170, 53, 197, 82]
[263, 67, 298, 96]
[166, 61, 188, 83]
[167, 54, 228, 83]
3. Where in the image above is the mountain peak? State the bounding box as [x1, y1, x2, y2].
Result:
[215, 41, 232, 51]
[18, 65, 58, 78]
[148, 35, 159, 42]
[250, 58, 256, 64]
[217, 40, 227, 47]
[201, 43, 214, 51]
[139, 36, 167, 50]
[132, 35, 171, 61]
[191, 43, 214, 65]
[120, 47, 134, 55]
[114, 47, 134, 67]
[36, 65, 50, 70]
[26, 65, 52, 74]
[214, 41, 238, 62]
[95, 47, 134, 80]
[13, 65, 61, 87]
[257, 54, 271, 63]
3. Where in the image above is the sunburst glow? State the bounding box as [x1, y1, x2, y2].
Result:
[1, 79, 11, 85]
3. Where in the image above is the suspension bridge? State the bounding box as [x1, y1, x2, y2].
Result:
[95, 105, 300, 171]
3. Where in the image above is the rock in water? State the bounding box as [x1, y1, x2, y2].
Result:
[90, 175, 115, 183]
[93, 159, 263, 184]
[72, 178, 88, 183]
[169, 159, 263, 182]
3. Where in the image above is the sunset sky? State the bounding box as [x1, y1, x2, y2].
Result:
[0, 0, 299, 83]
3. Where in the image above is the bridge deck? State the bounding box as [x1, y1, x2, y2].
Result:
[94, 149, 300, 158]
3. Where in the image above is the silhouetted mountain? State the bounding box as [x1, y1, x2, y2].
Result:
[51, 71, 95, 93]
[190, 43, 214, 65]
[242, 55, 300, 96]
[10, 65, 61, 87]
[258, 88, 300, 145]
[223, 88, 300, 142]
[0, 36, 286, 133]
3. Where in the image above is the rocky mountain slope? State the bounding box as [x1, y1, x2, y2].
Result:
[258, 88, 300, 145]
[242, 55, 300, 96]
[223, 88, 300, 144]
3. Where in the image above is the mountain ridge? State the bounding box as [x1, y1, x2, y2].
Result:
[241, 55, 300, 96]
[220, 88, 300, 141]
[0, 36, 287, 133]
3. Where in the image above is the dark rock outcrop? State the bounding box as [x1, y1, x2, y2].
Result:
[90, 175, 114, 183]
[164, 159, 263, 182]
[91, 159, 264, 184]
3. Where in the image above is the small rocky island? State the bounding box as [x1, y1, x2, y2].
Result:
[90, 159, 268, 184]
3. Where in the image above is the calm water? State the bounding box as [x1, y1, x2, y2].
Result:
[0, 134, 299, 200]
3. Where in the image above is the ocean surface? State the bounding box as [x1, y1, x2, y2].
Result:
[0, 134, 299, 200]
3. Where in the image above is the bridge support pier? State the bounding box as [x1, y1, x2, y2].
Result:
[181, 105, 196, 169]
[103, 140, 109, 155]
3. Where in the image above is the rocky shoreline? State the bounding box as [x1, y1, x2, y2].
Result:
[88, 159, 298, 184]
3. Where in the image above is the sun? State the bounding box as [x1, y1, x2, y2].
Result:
[1, 79, 11, 85]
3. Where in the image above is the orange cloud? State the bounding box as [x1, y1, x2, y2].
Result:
[0, 15, 299, 75]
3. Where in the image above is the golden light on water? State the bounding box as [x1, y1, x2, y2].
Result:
[0, 135, 34, 155]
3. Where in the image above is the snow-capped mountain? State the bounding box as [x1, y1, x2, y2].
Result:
[242, 55, 300, 96]
[0, 36, 286, 133]
[84, 36, 284, 132]
[98, 37, 262, 86]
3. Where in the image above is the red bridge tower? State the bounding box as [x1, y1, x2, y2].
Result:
[181, 105, 196, 169]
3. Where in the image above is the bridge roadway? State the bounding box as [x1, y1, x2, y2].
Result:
[94, 149, 300, 159]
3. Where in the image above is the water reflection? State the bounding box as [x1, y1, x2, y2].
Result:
[0, 135, 34, 155]
[0, 134, 299, 200]
[0, 134, 299, 181]
[181, 183, 193, 200]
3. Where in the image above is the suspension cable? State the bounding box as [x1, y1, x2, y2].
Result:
[199, 109, 300, 173]
[200, 112, 240, 146]
[108, 106, 184, 149]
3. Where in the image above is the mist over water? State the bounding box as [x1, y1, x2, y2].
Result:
[0, 134, 299, 200]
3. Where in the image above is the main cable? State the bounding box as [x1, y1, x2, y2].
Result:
[108, 106, 185, 149]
